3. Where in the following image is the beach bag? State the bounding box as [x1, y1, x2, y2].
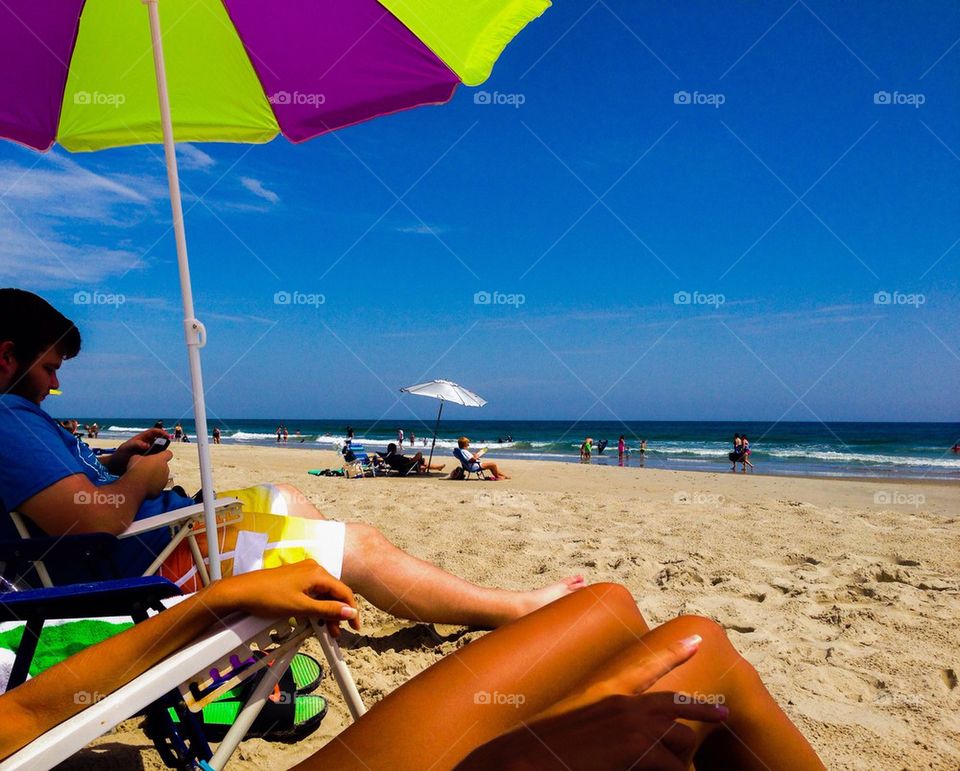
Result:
[344, 461, 364, 479]
[450, 466, 465, 480]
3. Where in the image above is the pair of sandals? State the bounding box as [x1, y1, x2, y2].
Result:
[168, 651, 328, 742]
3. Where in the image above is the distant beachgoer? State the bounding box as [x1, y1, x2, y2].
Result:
[952, 443, 960, 454]
[640, 439, 647, 456]
[91, 422, 99, 438]
[455, 437, 510, 480]
[174, 423, 183, 442]
[618, 435, 626, 466]
[282, 426, 289, 444]
[397, 427, 404, 449]
[580, 437, 593, 463]
[345, 426, 354, 445]
[276, 425, 282, 443]
[212, 427, 221, 444]
[740, 434, 754, 473]
[729, 434, 742, 471]
[409, 431, 415, 447]
[384, 443, 446, 474]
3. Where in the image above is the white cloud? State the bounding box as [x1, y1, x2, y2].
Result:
[240, 177, 279, 204]
[0, 154, 156, 222]
[176, 143, 216, 171]
[0, 153, 156, 287]
[0, 211, 143, 287]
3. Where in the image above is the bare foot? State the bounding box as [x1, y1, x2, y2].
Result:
[513, 575, 587, 619]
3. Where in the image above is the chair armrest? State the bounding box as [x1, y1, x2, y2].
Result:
[0, 576, 181, 623]
[119, 498, 242, 539]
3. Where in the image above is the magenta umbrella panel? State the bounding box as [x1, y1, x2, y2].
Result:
[0, 0, 550, 152]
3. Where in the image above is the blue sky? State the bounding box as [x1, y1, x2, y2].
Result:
[1, 1, 958, 423]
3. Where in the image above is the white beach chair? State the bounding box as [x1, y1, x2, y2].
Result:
[8, 497, 244, 588]
[0, 610, 366, 771]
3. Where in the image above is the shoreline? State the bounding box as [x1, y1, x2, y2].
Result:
[88, 437, 960, 484]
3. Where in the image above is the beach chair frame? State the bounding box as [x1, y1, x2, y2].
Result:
[0, 608, 365, 770]
[7, 498, 243, 589]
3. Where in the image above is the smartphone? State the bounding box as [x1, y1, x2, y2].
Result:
[143, 437, 171, 456]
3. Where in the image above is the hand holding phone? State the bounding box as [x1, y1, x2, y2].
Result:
[143, 437, 171, 456]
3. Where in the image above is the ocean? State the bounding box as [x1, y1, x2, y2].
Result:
[85, 419, 960, 481]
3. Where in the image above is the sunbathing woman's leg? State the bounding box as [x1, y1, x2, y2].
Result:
[565, 615, 825, 770]
[481, 461, 509, 479]
[294, 583, 651, 771]
[273, 484, 583, 626]
[294, 586, 822, 771]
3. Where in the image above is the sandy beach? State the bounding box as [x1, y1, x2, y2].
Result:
[67, 443, 959, 770]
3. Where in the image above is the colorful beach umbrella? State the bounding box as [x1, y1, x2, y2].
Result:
[0, 0, 549, 578]
[400, 379, 486, 469]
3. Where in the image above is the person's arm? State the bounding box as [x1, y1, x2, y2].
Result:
[0, 560, 360, 761]
[16, 451, 173, 536]
[99, 428, 169, 474]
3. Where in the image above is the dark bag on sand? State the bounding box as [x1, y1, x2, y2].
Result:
[450, 467, 465, 480]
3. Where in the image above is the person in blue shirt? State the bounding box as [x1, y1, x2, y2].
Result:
[0, 289, 583, 624]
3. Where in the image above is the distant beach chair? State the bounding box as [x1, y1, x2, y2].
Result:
[0, 583, 365, 770]
[341, 443, 381, 477]
[453, 447, 489, 480]
[381, 444, 424, 476]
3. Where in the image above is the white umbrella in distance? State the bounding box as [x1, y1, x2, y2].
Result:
[399, 380, 487, 469]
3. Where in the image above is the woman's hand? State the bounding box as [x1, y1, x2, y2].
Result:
[458, 692, 728, 771]
[456, 635, 728, 771]
[206, 560, 361, 638]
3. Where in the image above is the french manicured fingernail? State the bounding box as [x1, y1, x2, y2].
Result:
[340, 606, 358, 619]
[715, 705, 730, 719]
[678, 634, 702, 651]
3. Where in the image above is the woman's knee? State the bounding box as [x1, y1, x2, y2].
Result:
[658, 615, 755, 676]
[344, 522, 388, 556]
[577, 583, 647, 630]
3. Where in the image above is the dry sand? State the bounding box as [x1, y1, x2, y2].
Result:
[65, 443, 959, 770]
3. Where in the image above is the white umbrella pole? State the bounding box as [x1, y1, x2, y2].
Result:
[427, 400, 443, 470]
[145, 0, 221, 580]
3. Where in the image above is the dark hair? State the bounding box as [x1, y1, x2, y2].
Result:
[386, 443, 397, 455]
[0, 289, 81, 364]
